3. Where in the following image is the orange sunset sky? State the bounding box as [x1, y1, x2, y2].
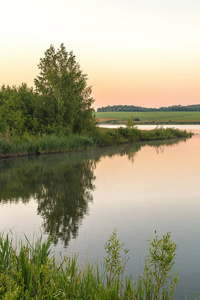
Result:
[1, 0, 200, 110]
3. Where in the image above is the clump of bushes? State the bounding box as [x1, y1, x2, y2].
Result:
[92, 126, 192, 147]
[92, 127, 141, 146]
[140, 127, 192, 141]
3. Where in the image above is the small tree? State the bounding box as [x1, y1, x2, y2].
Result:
[104, 229, 129, 286]
[142, 232, 179, 300]
[34, 44, 96, 133]
[126, 115, 136, 128]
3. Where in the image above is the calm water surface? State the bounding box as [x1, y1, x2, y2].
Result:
[0, 126, 200, 299]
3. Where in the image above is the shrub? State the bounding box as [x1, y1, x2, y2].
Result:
[141, 232, 179, 299]
[117, 127, 141, 142]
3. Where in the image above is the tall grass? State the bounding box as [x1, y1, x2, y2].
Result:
[0, 230, 187, 299]
[0, 133, 94, 157]
[0, 127, 192, 157]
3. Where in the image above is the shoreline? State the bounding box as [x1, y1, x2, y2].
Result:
[0, 127, 193, 160]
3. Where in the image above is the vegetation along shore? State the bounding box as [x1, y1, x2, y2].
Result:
[0, 126, 192, 158]
[0, 230, 182, 299]
[0, 44, 193, 158]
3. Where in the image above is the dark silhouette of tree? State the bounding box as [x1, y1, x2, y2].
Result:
[97, 104, 200, 112]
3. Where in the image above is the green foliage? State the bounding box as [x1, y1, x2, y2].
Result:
[0, 133, 94, 157]
[0, 84, 42, 136]
[0, 127, 192, 157]
[92, 127, 141, 146]
[126, 115, 136, 128]
[140, 127, 192, 141]
[0, 230, 183, 299]
[142, 232, 180, 300]
[118, 127, 141, 142]
[92, 126, 191, 147]
[0, 44, 96, 138]
[104, 229, 129, 286]
[34, 43, 96, 134]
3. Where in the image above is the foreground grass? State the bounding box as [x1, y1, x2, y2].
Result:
[0, 230, 182, 299]
[96, 111, 200, 124]
[0, 127, 192, 158]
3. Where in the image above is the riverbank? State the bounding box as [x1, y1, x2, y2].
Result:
[0, 127, 192, 159]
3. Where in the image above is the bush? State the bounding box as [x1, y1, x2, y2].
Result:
[118, 127, 141, 142]
[140, 127, 192, 141]
[141, 232, 179, 299]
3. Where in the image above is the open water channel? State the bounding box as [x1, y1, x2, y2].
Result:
[0, 125, 200, 299]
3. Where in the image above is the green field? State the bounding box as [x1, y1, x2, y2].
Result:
[96, 111, 200, 123]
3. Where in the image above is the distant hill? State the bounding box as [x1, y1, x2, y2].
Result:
[97, 104, 200, 112]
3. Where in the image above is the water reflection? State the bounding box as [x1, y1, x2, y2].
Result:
[0, 137, 187, 245]
[0, 154, 96, 246]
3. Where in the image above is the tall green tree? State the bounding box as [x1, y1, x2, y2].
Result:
[34, 43, 96, 133]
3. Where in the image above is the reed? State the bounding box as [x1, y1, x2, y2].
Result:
[0, 133, 94, 157]
[0, 230, 189, 299]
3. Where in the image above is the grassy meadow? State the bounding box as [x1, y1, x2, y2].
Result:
[96, 111, 200, 124]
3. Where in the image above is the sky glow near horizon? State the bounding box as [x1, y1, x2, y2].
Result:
[1, 0, 200, 109]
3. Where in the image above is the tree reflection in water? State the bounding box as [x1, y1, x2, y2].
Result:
[0, 138, 186, 246]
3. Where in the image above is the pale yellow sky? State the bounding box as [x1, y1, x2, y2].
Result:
[1, 0, 200, 109]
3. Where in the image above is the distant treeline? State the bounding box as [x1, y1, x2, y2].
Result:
[97, 104, 200, 112]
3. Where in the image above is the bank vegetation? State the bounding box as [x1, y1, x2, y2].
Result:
[0, 44, 193, 158]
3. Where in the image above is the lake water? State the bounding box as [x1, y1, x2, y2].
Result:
[0, 125, 200, 299]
